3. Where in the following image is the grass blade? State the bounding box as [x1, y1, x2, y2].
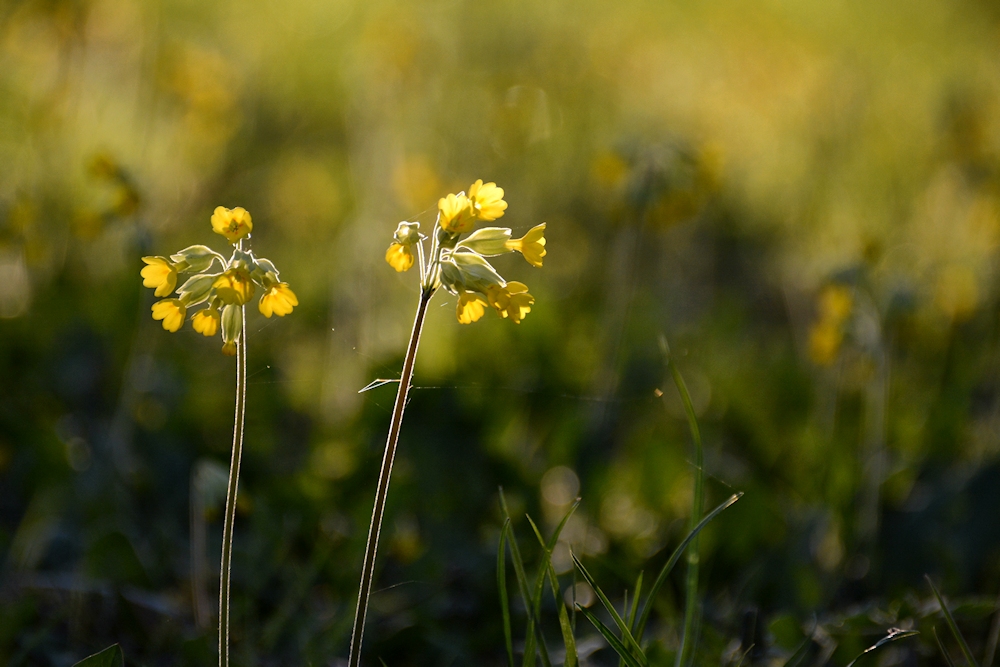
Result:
[572, 552, 648, 666]
[577, 605, 644, 667]
[526, 514, 578, 667]
[934, 627, 959, 667]
[72, 645, 124, 667]
[927, 575, 979, 667]
[499, 489, 549, 667]
[844, 629, 918, 667]
[499, 518, 515, 667]
[627, 572, 643, 631]
[661, 336, 704, 667]
[635, 492, 742, 643]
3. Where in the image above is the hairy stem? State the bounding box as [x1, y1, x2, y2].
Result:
[219, 305, 247, 667]
[348, 288, 434, 667]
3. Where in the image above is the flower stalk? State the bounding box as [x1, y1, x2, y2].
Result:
[347, 287, 433, 667]
[219, 303, 246, 667]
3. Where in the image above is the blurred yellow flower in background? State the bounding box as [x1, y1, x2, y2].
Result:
[506, 223, 547, 267]
[141, 257, 178, 297]
[211, 206, 253, 244]
[152, 299, 186, 332]
[468, 180, 507, 222]
[259, 283, 298, 317]
[808, 284, 854, 366]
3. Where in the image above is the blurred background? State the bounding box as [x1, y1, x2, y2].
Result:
[3, 0, 1000, 664]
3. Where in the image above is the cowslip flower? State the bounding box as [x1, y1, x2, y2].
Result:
[506, 223, 546, 268]
[385, 243, 414, 272]
[487, 281, 534, 324]
[456, 290, 488, 324]
[140, 206, 296, 354]
[438, 193, 476, 234]
[259, 282, 298, 317]
[141, 257, 178, 297]
[152, 299, 186, 332]
[468, 179, 507, 222]
[214, 268, 255, 305]
[211, 206, 253, 244]
[192, 306, 221, 337]
[386, 179, 543, 325]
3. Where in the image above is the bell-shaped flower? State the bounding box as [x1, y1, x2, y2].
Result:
[438, 193, 476, 234]
[141, 256, 178, 297]
[214, 268, 255, 305]
[468, 180, 507, 221]
[151, 298, 187, 332]
[385, 242, 414, 272]
[506, 223, 546, 268]
[211, 206, 253, 244]
[456, 291, 488, 324]
[259, 282, 298, 318]
[487, 281, 534, 324]
[191, 306, 221, 337]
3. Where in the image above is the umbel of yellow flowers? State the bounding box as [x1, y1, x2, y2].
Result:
[384, 179, 546, 324]
[140, 206, 298, 354]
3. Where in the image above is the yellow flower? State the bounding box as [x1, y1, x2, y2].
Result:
[258, 283, 298, 317]
[191, 308, 221, 337]
[819, 284, 853, 322]
[456, 291, 488, 324]
[486, 281, 534, 324]
[211, 206, 253, 243]
[468, 180, 507, 221]
[222, 341, 238, 356]
[506, 223, 546, 268]
[141, 256, 178, 297]
[214, 268, 255, 305]
[808, 321, 843, 367]
[385, 242, 414, 272]
[439, 193, 476, 233]
[151, 299, 186, 332]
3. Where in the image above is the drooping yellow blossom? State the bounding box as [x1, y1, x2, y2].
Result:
[385, 242, 414, 272]
[222, 341, 237, 356]
[214, 268, 255, 305]
[456, 291, 488, 324]
[259, 283, 298, 317]
[141, 257, 178, 297]
[468, 180, 507, 222]
[151, 299, 187, 332]
[487, 281, 534, 324]
[438, 193, 476, 233]
[191, 308, 221, 337]
[211, 206, 253, 244]
[506, 223, 547, 268]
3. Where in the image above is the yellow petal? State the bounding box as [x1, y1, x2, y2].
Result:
[385, 243, 414, 272]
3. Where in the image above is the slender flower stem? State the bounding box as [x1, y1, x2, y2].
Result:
[348, 288, 434, 667]
[219, 305, 247, 667]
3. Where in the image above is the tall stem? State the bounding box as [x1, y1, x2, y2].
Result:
[348, 288, 434, 667]
[219, 305, 247, 667]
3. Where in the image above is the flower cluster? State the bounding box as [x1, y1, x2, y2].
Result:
[141, 206, 298, 354]
[385, 179, 546, 324]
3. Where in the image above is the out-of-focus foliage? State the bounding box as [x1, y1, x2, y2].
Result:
[3, 0, 1000, 664]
